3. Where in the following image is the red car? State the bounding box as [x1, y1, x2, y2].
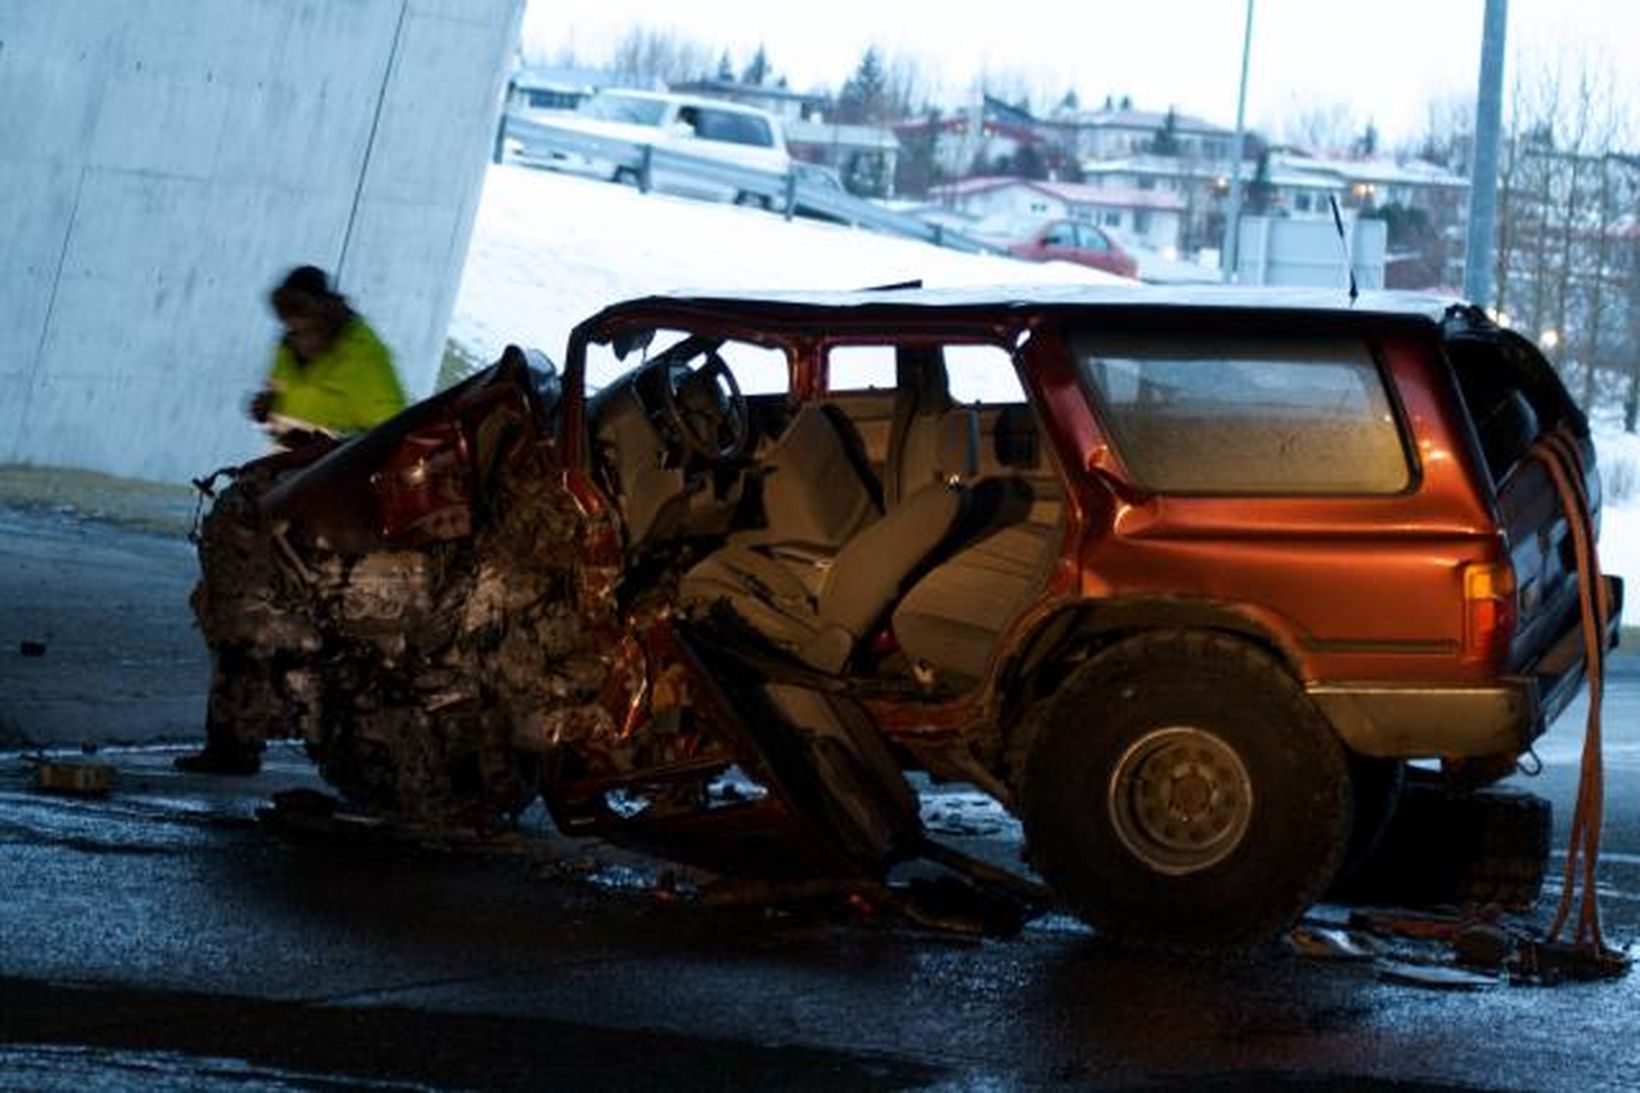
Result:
[999, 217, 1139, 278]
[194, 285, 1616, 949]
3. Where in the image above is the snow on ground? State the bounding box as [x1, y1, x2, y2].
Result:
[447, 163, 1117, 367]
[448, 162, 1640, 625]
[1591, 421, 1640, 625]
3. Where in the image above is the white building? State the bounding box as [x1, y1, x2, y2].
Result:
[928, 176, 1186, 253]
[1049, 104, 1238, 164]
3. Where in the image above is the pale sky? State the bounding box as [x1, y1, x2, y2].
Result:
[522, 0, 1639, 147]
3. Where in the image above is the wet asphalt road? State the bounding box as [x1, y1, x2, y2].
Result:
[5, 506, 1640, 1090]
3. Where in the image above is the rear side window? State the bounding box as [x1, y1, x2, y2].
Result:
[1075, 334, 1409, 494]
[692, 109, 773, 148]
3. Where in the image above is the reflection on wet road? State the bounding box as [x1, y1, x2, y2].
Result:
[3, 707, 1640, 1091]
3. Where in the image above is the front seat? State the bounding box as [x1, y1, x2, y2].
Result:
[883, 345, 979, 507]
[681, 403, 968, 673]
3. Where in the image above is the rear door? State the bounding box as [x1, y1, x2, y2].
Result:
[1442, 321, 1602, 673]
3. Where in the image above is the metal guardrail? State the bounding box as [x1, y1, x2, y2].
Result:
[505, 114, 1002, 256]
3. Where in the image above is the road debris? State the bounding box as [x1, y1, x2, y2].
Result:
[1287, 924, 1379, 962]
[1288, 906, 1632, 987]
[32, 758, 114, 797]
[18, 640, 46, 657]
[1377, 962, 1501, 991]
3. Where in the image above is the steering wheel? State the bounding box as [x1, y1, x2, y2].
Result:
[656, 351, 750, 462]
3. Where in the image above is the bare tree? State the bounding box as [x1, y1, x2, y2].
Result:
[1403, 90, 1475, 172]
[1280, 99, 1358, 154]
[883, 50, 929, 118]
[608, 27, 717, 88]
[1491, 50, 1638, 424]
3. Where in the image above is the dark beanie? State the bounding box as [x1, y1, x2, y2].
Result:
[271, 265, 344, 316]
[277, 265, 332, 298]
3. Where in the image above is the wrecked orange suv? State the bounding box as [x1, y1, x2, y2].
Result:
[195, 285, 1619, 948]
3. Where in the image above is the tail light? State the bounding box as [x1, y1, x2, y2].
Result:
[1462, 561, 1518, 661]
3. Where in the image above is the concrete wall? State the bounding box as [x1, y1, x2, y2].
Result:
[0, 0, 523, 481]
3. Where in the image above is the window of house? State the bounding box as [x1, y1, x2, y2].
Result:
[1103, 211, 1121, 227]
[1075, 333, 1409, 494]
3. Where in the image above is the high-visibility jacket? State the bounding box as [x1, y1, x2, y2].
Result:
[267, 317, 406, 434]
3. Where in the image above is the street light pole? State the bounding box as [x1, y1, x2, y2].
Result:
[1222, 0, 1255, 282]
[1464, 0, 1508, 307]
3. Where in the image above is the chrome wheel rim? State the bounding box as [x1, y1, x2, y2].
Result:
[1107, 726, 1254, 875]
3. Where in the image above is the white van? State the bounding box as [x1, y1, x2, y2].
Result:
[518, 89, 791, 205]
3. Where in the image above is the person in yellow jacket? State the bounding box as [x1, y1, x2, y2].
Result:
[177, 266, 407, 775]
[248, 265, 407, 448]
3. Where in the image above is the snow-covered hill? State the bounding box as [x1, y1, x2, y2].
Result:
[447, 164, 1115, 367]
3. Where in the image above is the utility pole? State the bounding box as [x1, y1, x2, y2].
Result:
[1463, 0, 1508, 307]
[1222, 0, 1255, 282]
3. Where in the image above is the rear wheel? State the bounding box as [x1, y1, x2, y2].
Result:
[1021, 631, 1352, 949]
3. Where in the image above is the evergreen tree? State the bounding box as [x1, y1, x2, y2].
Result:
[1353, 121, 1380, 157]
[1059, 88, 1080, 112]
[1244, 148, 1276, 214]
[836, 46, 889, 124]
[1011, 141, 1048, 180]
[1150, 107, 1182, 156]
[715, 50, 734, 82]
[895, 108, 944, 197]
[741, 45, 770, 86]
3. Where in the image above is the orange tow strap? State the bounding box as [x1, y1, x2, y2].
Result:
[1526, 428, 1620, 964]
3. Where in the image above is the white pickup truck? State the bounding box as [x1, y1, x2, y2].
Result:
[513, 88, 791, 206]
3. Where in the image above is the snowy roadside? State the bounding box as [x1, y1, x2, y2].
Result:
[445, 163, 1116, 369]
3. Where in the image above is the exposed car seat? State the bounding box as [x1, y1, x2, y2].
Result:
[883, 346, 979, 506]
[744, 403, 880, 554]
[682, 402, 970, 672]
[891, 404, 1063, 685]
[683, 480, 967, 672]
[682, 351, 1049, 678]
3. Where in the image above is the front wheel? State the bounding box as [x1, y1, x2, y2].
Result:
[1021, 631, 1352, 949]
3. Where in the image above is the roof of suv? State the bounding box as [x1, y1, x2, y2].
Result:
[579, 284, 1465, 337]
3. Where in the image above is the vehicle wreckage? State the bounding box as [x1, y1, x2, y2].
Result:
[194, 285, 1620, 949]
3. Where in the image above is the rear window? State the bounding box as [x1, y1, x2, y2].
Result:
[1075, 334, 1409, 494]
